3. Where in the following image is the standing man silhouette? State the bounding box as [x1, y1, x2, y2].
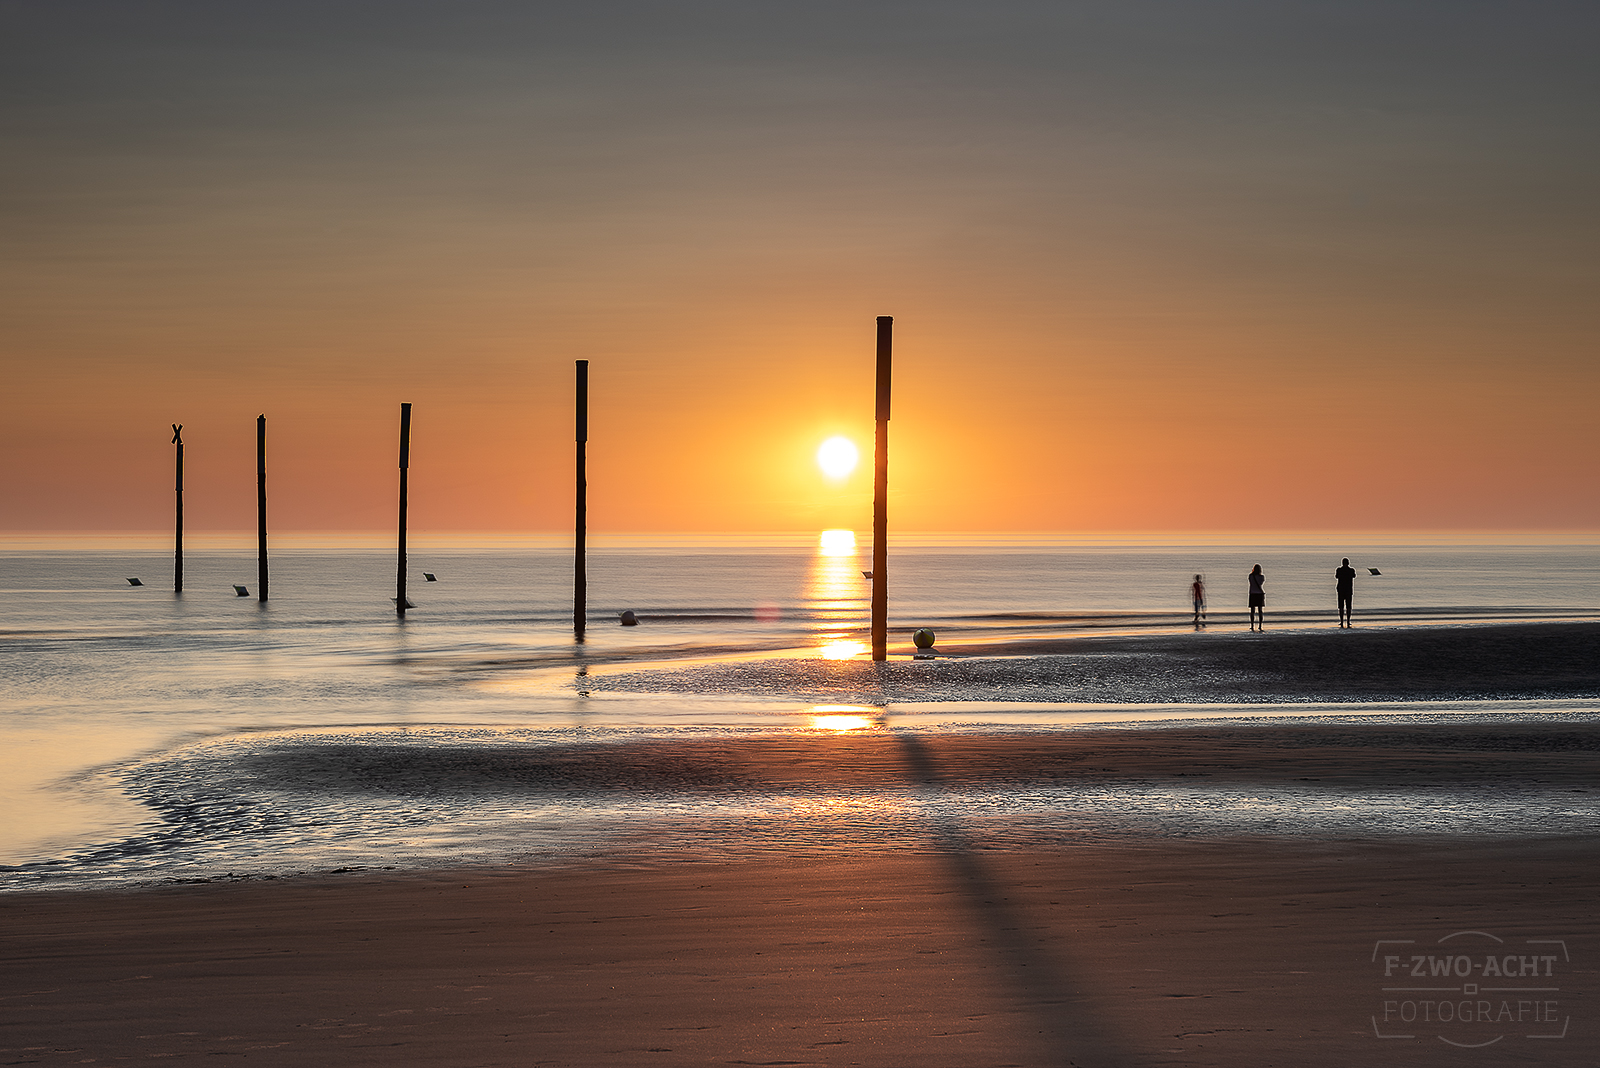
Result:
[1247, 565, 1265, 631]
[1335, 557, 1357, 628]
[1191, 574, 1206, 628]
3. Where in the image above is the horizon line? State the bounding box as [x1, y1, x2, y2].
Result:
[3, 529, 1599, 552]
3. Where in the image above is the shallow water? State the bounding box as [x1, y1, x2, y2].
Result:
[9, 710, 1600, 891]
[3, 541, 1598, 888]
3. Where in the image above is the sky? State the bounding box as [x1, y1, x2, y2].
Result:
[2, 0, 1597, 536]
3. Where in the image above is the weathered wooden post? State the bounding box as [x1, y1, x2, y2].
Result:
[172, 424, 184, 594]
[257, 414, 269, 603]
[396, 402, 412, 617]
[575, 360, 588, 642]
[871, 316, 892, 661]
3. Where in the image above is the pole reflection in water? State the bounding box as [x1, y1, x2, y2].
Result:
[808, 531, 868, 659]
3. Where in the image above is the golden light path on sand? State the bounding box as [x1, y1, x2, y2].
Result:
[807, 706, 878, 732]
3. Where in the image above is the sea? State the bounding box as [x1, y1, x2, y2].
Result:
[3, 534, 1598, 890]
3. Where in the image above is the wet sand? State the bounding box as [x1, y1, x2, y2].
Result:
[5, 624, 1599, 1065]
[586, 621, 1600, 704]
[4, 840, 1596, 1067]
[5, 724, 1599, 1065]
[229, 719, 1600, 799]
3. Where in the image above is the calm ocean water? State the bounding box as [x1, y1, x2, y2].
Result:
[3, 538, 1598, 888]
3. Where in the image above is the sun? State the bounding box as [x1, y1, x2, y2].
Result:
[816, 436, 859, 479]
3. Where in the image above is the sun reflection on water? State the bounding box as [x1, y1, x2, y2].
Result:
[806, 533, 869, 659]
[810, 714, 872, 731]
[818, 529, 856, 555]
[807, 705, 879, 731]
[806, 543, 870, 658]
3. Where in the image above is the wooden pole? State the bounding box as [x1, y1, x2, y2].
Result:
[397, 402, 412, 618]
[256, 414, 268, 603]
[575, 360, 588, 642]
[172, 424, 184, 594]
[871, 316, 892, 661]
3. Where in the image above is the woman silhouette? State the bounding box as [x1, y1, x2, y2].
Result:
[1247, 564, 1265, 631]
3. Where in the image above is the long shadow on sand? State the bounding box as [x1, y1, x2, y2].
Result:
[895, 730, 1127, 1068]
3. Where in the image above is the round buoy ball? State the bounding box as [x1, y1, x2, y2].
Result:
[912, 628, 936, 649]
[619, 610, 638, 626]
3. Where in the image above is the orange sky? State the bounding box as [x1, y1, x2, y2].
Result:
[3, 3, 1597, 535]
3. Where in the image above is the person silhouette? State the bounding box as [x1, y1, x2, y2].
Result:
[1335, 557, 1357, 627]
[1191, 574, 1206, 627]
[1247, 564, 1265, 631]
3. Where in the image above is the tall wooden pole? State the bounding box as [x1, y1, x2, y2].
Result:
[396, 402, 412, 618]
[871, 316, 892, 661]
[575, 360, 588, 642]
[172, 424, 184, 594]
[256, 414, 268, 603]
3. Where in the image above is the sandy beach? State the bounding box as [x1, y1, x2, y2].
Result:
[4, 840, 1595, 1066]
[5, 625, 1599, 1065]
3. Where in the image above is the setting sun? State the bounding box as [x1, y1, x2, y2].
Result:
[816, 436, 859, 479]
